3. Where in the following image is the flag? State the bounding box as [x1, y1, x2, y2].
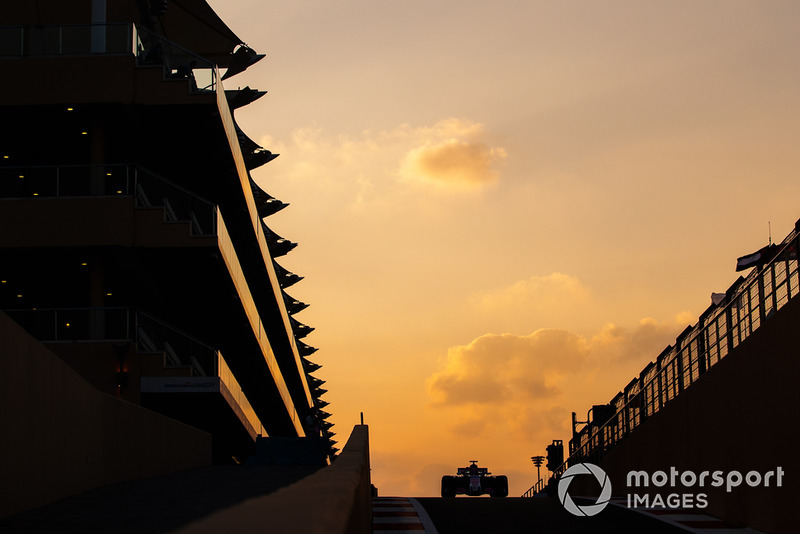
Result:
[736, 244, 776, 271]
[736, 249, 763, 271]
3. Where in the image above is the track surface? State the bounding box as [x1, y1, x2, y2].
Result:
[417, 496, 689, 534]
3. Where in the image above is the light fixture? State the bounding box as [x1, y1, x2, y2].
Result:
[116, 190, 122, 194]
[65, 323, 71, 327]
[32, 193, 38, 196]
[3, 155, 9, 159]
[81, 131, 88, 135]
[116, 370, 129, 389]
[66, 107, 74, 111]
[18, 175, 24, 179]
[16, 294, 22, 298]
[81, 262, 88, 266]
[1, 280, 6, 284]
[106, 292, 112, 296]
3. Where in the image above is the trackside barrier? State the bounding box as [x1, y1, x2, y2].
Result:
[521, 478, 546, 497]
[523, 218, 800, 498]
[175, 425, 372, 534]
[565, 221, 799, 471]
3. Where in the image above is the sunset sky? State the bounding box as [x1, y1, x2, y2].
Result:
[211, 0, 800, 496]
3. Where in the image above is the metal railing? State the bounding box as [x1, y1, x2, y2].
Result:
[557, 224, 800, 473]
[0, 23, 215, 93]
[1, 306, 214, 374]
[134, 167, 217, 237]
[136, 26, 216, 93]
[0, 164, 216, 237]
[4, 306, 209, 379]
[0, 164, 131, 198]
[2, 307, 132, 342]
[522, 478, 546, 497]
[138, 314, 268, 435]
[3, 305, 269, 435]
[135, 310, 217, 377]
[0, 23, 135, 56]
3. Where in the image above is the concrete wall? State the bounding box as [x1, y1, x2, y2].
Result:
[0, 311, 212, 518]
[176, 425, 372, 534]
[571, 297, 800, 533]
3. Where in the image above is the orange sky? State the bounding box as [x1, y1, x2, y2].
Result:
[210, 0, 800, 496]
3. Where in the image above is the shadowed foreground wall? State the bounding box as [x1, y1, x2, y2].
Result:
[176, 425, 372, 534]
[0, 311, 212, 518]
[570, 297, 800, 534]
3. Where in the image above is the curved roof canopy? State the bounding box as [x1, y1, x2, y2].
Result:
[164, 0, 245, 66]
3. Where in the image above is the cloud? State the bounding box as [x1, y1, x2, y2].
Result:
[426, 316, 685, 442]
[427, 329, 590, 407]
[254, 118, 506, 219]
[450, 415, 490, 437]
[473, 273, 590, 314]
[402, 139, 506, 188]
[464, 272, 598, 337]
[589, 317, 687, 363]
[399, 119, 506, 189]
[370, 451, 452, 497]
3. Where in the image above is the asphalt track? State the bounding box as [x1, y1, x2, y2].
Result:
[417, 496, 688, 534]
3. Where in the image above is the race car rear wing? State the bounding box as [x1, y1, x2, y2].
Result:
[457, 467, 489, 475]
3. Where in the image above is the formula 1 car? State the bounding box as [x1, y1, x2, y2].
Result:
[441, 461, 508, 498]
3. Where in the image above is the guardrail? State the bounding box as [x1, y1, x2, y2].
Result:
[549, 220, 800, 479]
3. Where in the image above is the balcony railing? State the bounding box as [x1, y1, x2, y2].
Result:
[0, 164, 131, 198]
[135, 310, 217, 378]
[0, 23, 215, 93]
[136, 26, 216, 93]
[0, 164, 216, 237]
[3, 305, 267, 436]
[0, 23, 135, 56]
[3, 307, 132, 342]
[134, 167, 217, 237]
[1, 307, 216, 373]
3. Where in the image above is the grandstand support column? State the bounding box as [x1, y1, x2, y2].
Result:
[89, 255, 106, 340]
[90, 112, 106, 196]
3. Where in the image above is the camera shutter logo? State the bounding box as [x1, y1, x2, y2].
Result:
[557, 463, 612, 517]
